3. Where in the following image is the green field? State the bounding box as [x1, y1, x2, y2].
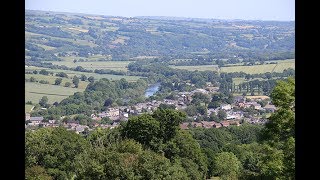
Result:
[221, 59, 295, 74]
[25, 74, 89, 89]
[25, 82, 84, 104]
[170, 65, 219, 71]
[25, 66, 142, 82]
[169, 60, 295, 74]
[50, 61, 131, 71]
[25, 104, 34, 113]
[25, 31, 98, 47]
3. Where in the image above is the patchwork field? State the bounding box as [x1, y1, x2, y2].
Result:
[221, 59, 295, 74]
[170, 65, 219, 71]
[25, 74, 89, 89]
[25, 82, 84, 104]
[25, 31, 98, 47]
[25, 66, 142, 82]
[50, 61, 131, 71]
[169, 59, 294, 74]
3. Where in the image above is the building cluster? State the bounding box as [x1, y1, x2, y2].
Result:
[25, 86, 276, 132]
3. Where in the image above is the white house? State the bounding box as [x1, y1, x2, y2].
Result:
[221, 104, 232, 110]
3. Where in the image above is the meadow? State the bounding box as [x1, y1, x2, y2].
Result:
[220, 59, 295, 74]
[170, 59, 294, 74]
[25, 74, 89, 89]
[50, 60, 131, 71]
[25, 104, 34, 113]
[25, 66, 142, 82]
[25, 82, 84, 104]
[169, 65, 219, 71]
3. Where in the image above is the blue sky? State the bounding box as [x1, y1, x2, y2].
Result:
[26, 0, 294, 21]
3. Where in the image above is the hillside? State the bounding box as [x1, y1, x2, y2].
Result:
[25, 10, 294, 62]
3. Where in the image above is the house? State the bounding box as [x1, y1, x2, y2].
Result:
[201, 121, 216, 128]
[244, 102, 261, 110]
[107, 108, 120, 117]
[237, 102, 245, 108]
[98, 111, 108, 118]
[220, 121, 230, 127]
[213, 123, 222, 128]
[191, 88, 209, 94]
[191, 122, 202, 128]
[234, 96, 245, 103]
[226, 115, 236, 120]
[180, 122, 190, 130]
[48, 120, 56, 124]
[75, 125, 89, 134]
[264, 104, 277, 112]
[221, 104, 232, 110]
[28, 117, 44, 126]
[25, 113, 31, 121]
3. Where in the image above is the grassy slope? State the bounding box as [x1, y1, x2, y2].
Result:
[221, 59, 295, 74]
[25, 82, 84, 104]
[169, 65, 219, 71]
[50, 61, 131, 71]
[25, 66, 142, 82]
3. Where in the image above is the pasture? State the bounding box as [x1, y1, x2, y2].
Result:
[25, 66, 142, 82]
[50, 60, 131, 71]
[25, 74, 89, 89]
[170, 65, 219, 71]
[25, 82, 85, 104]
[25, 104, 34, 113]
[221, 59, 295, 74]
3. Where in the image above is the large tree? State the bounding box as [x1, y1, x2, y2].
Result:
[212, 152, 241, 179]
[72, 75, 80, 88]
[261, 77, 295, 179]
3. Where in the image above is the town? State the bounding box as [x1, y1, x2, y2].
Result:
[25, 84, 276, 134]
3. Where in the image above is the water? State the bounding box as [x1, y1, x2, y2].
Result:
[145, 83, 160, 97]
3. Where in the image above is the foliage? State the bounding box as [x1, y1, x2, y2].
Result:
[54, 78, 62, 85]
[25, 127, 90, 179]
[39, 96, 48, 107]
[212, 152, 241, 179]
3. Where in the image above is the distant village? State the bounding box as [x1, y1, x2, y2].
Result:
[25, 85, 276, 134]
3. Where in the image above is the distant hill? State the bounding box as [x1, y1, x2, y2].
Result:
[25, 9, 294, 61]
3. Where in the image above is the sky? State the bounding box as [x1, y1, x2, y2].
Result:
[26, 0, 294, 21]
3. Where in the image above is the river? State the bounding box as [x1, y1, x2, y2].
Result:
[144, 83, 161, 97]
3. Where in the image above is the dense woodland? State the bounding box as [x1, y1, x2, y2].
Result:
[26, 78, 295, 179]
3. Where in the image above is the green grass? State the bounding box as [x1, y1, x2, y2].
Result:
[25, 31, 98, 47]
[170, 65, 219, 71]
[221, 59, 295, 74]
[25, 82, 84, 104]
[36, 44, 56, 50]
[50, 60, 131, 71]
[26, 66, 142, 82]
[25, 74, 89, 89]
[25, 104, 34, 113]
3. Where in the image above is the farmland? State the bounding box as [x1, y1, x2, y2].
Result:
[25, 74, 89, 89]
[25, 66, 142, 82]
[221, 59, 295, 74]
[25, 82, 84, 104]
[170, 65, 219, 71]
[50, 61, 131, 71]
[25, 104, 34, 113]
[169, 59, 294, 74]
